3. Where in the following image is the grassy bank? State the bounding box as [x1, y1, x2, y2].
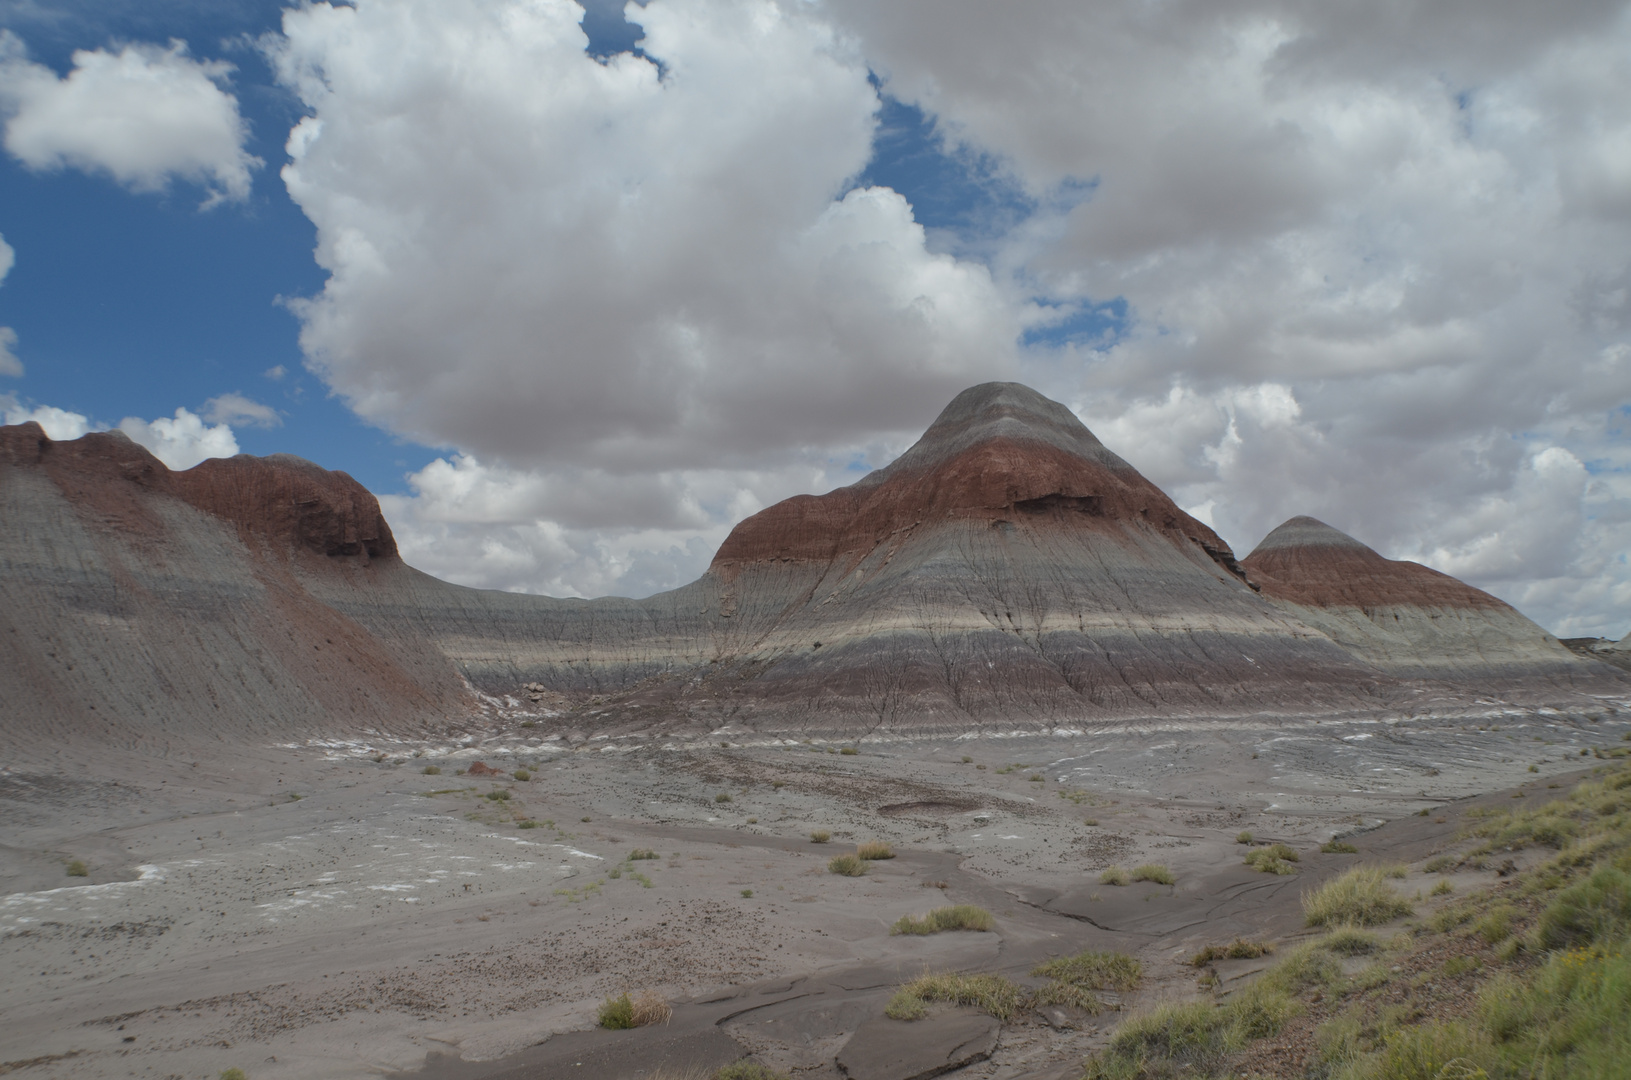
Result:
[1083, 759, 1631, 1079]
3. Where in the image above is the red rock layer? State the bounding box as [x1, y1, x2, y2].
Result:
[713, 389, 1243, 581]
[0, 422, 396, 561]
[1242, 516, 1506, 611]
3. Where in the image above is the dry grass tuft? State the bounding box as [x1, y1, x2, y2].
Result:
[891, 905, 994, 935]
[1189, 939, 1275, 966]
[827, 854, 866, 876]
[1303, 865, 1414, 927]
[1101, 865, 1131, 885]
[1132, 863, 1175, 885]
[856, 841, 895, 860]
[1033, 949, 1143, 991]
[809, 830, 831, 844]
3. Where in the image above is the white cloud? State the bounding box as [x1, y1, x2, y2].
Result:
[0, 31, 259, 204]
[262, 364, 286, 381]
[820, 0, 1631, 637]
[270, 0, 1016, 477]
[0, 231, 15, 377]
[1, 396, 93, 440]
[203, 392, 280, 428]
[118, 407, 239, 470]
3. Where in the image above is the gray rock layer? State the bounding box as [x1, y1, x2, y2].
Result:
[3, 384, 1624, 750]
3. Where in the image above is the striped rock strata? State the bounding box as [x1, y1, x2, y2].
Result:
[1241, 516, 1590, 682]
[2, 384, 1623, 750]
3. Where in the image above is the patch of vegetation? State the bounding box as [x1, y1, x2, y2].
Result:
[220, 1070, 247, 1080]
[891, 904, 995, 935]
[484, 789, 511, 801]
[1431, 879, 1455, 896]
[740, 889, 753, 898]
[1101, 866, 1130, 886]
[840, 747, 859, 756]
[1190, 939, 1275, 966]
[513, 769, 530, 781]
[827, 854, 866, 876]
[422, 765, 441, 775]
[884, 990, 928, 1020]
[1425, 854, 1458, 873]
[857, 841, 895, 860]
[598, 990, 670, 1030]
[629, 848, 660, 860]
[1033, 949, 1142, 991]
[713, 1061, 789, 1080]
[65, 860, 88, 877]
[890, 971, 1025, 1021]
[1322, 839, 1360, 854]
[714, 792, 732, 803]
[1246, 843, 1301, 875]
[518, 820, 541, 829]
[1085, 761, 1631, 1080]
[1132, 863, 1175, 885]
[961, 756, 973, 764]
[1237, 831, 1254, 844]
[1304, 866, 1415, 927]
[809, 830, 831, 844]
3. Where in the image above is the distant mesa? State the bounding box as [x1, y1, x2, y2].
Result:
[1, 383, 1624, 751]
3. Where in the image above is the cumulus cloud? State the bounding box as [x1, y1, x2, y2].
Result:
[270, 0, 1016, 477]
[202, 392, 280, 428]
[118, 408, 239, 470]
[820, 0, 1631, 637]
[1, 396, 93, 440]
[0, 31, 259, 204]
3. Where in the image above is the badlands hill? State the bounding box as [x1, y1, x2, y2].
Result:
[1, 383, 1623, 751]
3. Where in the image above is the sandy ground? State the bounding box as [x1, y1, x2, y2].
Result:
[3, 702, 1628, 1080]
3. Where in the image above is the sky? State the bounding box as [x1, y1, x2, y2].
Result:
[0, 0, 1628, 639]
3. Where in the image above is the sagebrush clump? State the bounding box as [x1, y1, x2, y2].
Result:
[827, 854, 866, 876]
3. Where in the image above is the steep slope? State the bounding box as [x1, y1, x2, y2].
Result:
[1240, 516, 1592, 682]
[0, 423, 471, 755]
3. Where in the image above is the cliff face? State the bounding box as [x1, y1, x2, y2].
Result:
[1241, 516, 1588, 680]
[2, 386, 1622, 750]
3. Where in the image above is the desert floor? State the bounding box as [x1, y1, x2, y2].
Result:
[3, 706, 1627, 1080]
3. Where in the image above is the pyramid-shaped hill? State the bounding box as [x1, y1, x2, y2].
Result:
[310, 382, 1425, 729]
[1241, 516, 1593, 681]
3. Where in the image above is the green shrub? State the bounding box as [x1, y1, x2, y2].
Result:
[715, 792, 732, 803]
[1431, 879, 1455, 896]
[1084, 981, 1296, 1079]
[484, 789, 511, 801]
[1533, 865, 1631, 949]
[219, 1070, 247, 1080]
[513, 769, 530, 781]
[1101, 866, 1130, 886]
[740, 889, 753, 898]
[809, 830, 831, 844]
[1236, 831, 1253, 844]
[891, 905, 995, 935]
[1132, 863, 1175, 885]
[65, 860, 88, 877]
[1189, 939, 1274, 966]
[629, 848, 659, 860]
[518, 820, 541, 829]
[840, 747, 859, 756]
[1304, 866, 1415, 927]
[1033, 949, 1142, 991]
[1425, 855, 1457, 873]
[599, 993, 635, 1029]
[422, 765, 441, 775]
[1321, 839, 1360, 854]
[1321, 925, 1380, 956]
[828, 854, 866, 876]
[857, 841, 895, 860]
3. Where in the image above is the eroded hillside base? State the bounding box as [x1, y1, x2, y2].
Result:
[2, 710, 1628, 1080]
